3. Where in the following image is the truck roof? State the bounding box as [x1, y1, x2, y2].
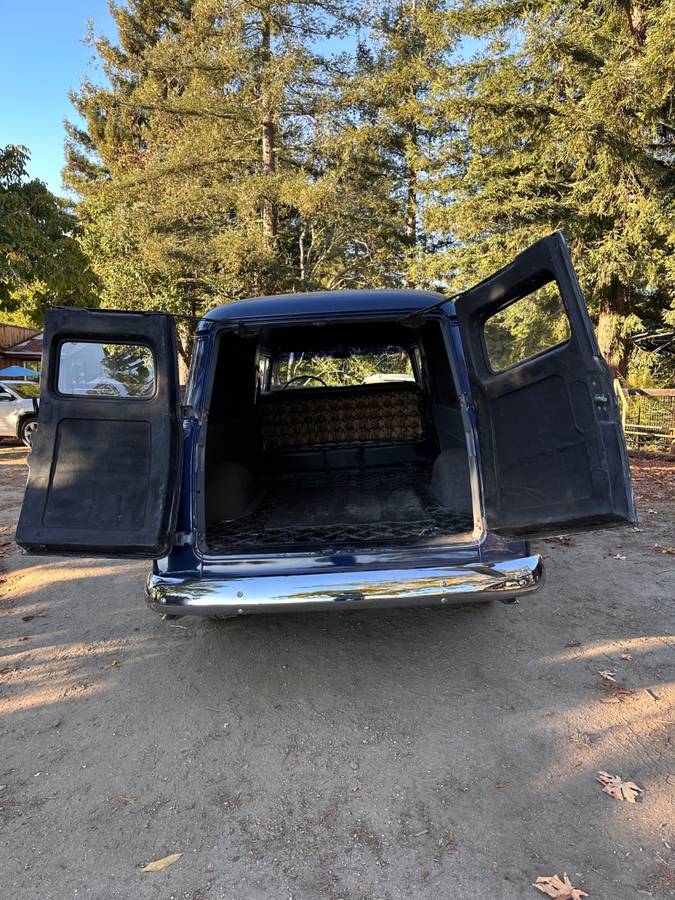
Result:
[202, 288, 449, 324]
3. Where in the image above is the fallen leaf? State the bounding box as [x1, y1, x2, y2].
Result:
[351, 783, 361, 792]
[621, 653, 633, 661]
[598, 678, 635, 702]
[598, 670, 616, 682]
[654, 544, 675, 555]
[21, 615, 35, 622]
[565, 641, 582, 648]
[543, 535, 574, 546]
[533, 873, 589, 898]
[106, 659, 121, 668]
[597, 771, 643, 803]
[142, 852, 182, 872]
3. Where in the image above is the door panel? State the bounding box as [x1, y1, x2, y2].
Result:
[17, 308, 181, 557]
[454, 232, 636, 536]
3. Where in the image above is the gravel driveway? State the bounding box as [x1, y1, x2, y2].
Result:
[1, 445, 674, 899]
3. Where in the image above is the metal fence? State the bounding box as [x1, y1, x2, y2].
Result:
[615, 381, 675, 452]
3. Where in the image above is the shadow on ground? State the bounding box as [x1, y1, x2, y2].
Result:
[0, 445, 674, 899]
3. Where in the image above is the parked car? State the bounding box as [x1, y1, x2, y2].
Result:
[17, 233, 636, 618]
[0, 380, 39, 446]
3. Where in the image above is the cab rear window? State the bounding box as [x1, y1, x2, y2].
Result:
[268, 345, 414, 391]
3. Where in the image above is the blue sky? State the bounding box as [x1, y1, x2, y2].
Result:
[0, 0, 115, 195]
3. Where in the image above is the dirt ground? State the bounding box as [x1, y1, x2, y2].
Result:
[0, 445, 674, 900]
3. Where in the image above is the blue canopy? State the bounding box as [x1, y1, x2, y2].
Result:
[0, 365, 39, 378]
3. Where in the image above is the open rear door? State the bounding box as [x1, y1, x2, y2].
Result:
[17, 307, 181, 557]
[454, 232, 636, 536]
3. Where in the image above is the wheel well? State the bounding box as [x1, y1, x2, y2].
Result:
[16, 411, 37, 435]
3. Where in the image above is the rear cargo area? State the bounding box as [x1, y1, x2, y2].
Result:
[203, 320, 475, 553]
[208, 465, 473, 552]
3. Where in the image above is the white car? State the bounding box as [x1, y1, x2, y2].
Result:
[0, 380, 40, 446]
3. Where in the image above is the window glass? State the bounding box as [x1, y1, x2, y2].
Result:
[483, 283, 571, 372]
[7, 382, 40, 399]
[270, 345, 414, 390]
[57, 341, 155, 398]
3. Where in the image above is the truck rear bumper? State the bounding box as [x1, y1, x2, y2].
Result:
[146, 554, 544, 617]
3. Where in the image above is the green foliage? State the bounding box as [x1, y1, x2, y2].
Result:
[58, 0, 674, 381]
[414, 0, 675, 378]
[0, 145, 97, 326]
[65, 0, 411, 364]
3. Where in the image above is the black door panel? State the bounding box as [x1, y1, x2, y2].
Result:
[454, 232, 636, 536]
[17, 308, 181, 558]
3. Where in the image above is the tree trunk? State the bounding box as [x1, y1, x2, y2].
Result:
[175, 324, 191, 386]
[596, 276, 630, 379]
[299, 224, 307, 286]
[260, 12, 277, 240]
[405, 124, 418, 246]
[404, 0, 418, 263]
[622, 0, 647, 46]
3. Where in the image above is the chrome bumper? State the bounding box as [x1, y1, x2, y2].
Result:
[146, 554, 543, 617]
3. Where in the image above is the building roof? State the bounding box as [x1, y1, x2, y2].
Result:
[202, 289, 448, 325]
[1, 332, 43, 359]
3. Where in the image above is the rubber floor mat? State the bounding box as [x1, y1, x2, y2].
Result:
[207, 466, 472, 552]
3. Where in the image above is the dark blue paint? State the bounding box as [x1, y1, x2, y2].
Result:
[160, 290, 528, 582]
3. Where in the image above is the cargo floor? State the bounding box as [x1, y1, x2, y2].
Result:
[206, 465, 473, 552]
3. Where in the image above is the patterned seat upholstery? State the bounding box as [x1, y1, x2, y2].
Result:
[260, 385, 425, 452]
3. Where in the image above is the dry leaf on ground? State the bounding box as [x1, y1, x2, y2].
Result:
[142, 852, 182, 872]
[621, 653, 633, 661]
[597, 771, 643, 802]
[543, 535, 574, 546]
[533, 873, 589, 898]
[565, 640, 582, 648]
[598, 678, 635, 703]
[598, 670, 616, 682]
[654, 544, 675, 555]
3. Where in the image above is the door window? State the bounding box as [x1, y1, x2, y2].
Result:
[57, 341, 155, 399]
[483, 282, 571, 372]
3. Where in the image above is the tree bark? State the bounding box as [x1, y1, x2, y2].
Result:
[596, 275, 630, 379]
[260, 12, 277, 240]
[404, 0, 418, 257]
[622, 0, 646, 46]
[405, 121, 418, 246]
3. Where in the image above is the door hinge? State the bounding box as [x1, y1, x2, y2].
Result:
[174, 531, 195, 547]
